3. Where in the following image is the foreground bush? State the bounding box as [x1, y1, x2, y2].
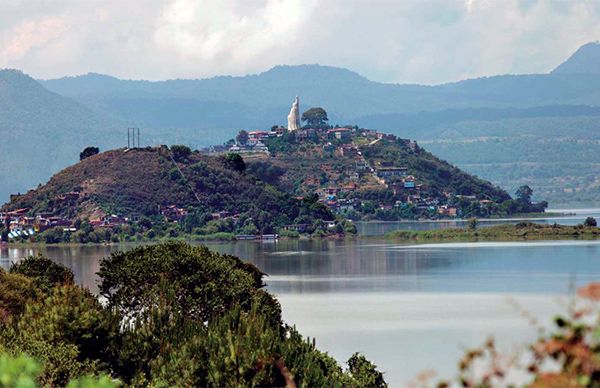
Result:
[430, 282, 600, 387]
[0, 242, 387, 387]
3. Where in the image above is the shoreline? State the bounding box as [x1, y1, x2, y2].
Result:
[383, 222, 600, 243]
[3, 211, 599, 248]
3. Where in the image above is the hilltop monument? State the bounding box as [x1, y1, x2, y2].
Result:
[287, 96, 301, 131]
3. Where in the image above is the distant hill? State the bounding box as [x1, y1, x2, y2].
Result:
[1, 146, 332, 233]
[41, 65, 600, 125]
[38, 48, 600, 206]
[5, 42, 600, 207]
[553, 42, 600, 74]
[0, 69, 124, 202]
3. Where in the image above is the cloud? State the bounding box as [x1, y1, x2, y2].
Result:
[0, 0, 600, 84]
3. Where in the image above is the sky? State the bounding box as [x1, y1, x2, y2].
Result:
[1, 0, 600, 85]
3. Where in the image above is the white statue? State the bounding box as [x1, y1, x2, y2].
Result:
[287, 96, 300, 131]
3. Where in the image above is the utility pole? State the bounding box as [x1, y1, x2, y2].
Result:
[127, 127, 140, 148]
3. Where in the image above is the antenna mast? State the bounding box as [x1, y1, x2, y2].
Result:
[127, 127, 140, 148]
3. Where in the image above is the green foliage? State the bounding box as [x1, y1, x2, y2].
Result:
[263, 132, 296, 154]
[347, 353, 387, 388]
[10, 254, 74, 294]
[236, 129, 249, 146]
[0, 353, 40, 388]
[65, 374, 118, 388]
[301, 107, 329, 128]
[246, 160, 285, 185]
[468, 217, 478, 230]
[516, 184, 533, 204]
[40, 226, 67, 244]
[386, 222, 600, 242]
[0, 245, 387, 387]
[1, 286, 119, 386]
[222, 152, 246, 173]
[0, 269, 39, 320]
[0, 353, 117, 388]
[80, 147, 99, 161]
[3, 147, 333, 238]
[97, 241, 281, 324]
[170, 144, 192, 162]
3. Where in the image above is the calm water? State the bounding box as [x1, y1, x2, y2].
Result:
[2, 210, 600, 386]
[356, 207, 600, 236]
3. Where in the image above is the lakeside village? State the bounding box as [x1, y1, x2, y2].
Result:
[1, 97, 529, 243]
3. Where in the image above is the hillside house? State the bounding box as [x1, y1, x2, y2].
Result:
[56, 191, 81, 203]
[161, 205, 189, 222]
[272, 126, 287, 136]
[328, 128, 352, 141]
[355, 160, 371, 171]
[322, 142, 335, 152]
[376, 167, 408, 180]
[247, 131, 274, 145]
[295, 128, 316, 141]
[404, 179, 416, 189]
[339, 145, 359, 157]
[283, 224, 309, 233]
[438, 205, 458, 217]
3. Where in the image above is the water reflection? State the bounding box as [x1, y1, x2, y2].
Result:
[355, 208, 600, 236]
[2, 238, 600, 295]
[2, 211, 600, 385]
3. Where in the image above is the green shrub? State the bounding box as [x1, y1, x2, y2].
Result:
[98, 241, 281, 324]
[0, 353, 40, 388]
[10, 254, 74, 293]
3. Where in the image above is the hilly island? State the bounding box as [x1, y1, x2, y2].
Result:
[1, 108, 546, 244]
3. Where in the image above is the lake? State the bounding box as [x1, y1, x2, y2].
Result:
[2, 210, 600, 386]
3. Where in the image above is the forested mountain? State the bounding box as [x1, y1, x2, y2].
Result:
[0, 70, 123, 202]
[41, 66, 600, 125]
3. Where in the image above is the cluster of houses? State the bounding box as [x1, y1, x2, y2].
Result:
[198, 123, 471, 219]
[1, 208, 74, 238]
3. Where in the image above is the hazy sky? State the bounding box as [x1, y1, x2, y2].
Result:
[1, 0, 600, 84]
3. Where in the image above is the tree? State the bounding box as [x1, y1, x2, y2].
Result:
[516, 185, 533, 204]
[97, 241, 280, 324]
[468, 217, 478, 230]
[10, 254, 74, 294]
[301, 107, 328, 128]
[347, 353, 387, 388]
[79, 147, 99, 161]
[1, 247, 387, 387]
[236, 130, 249, 146]
[584, 217, 597, 227]
[170, 145, 192, 162]
[223, 153, 246, 173]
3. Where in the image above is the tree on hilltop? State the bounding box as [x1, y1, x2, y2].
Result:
[170, 144, 192, 162]
[301, 107, 328, 128]
[236, 130, 249, 146]
[79, 146, 99, 161]
[516, 185, 533, 204]
[223, 153, 246, 173]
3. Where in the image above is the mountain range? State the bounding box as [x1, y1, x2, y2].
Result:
[3, 42, 600, 205]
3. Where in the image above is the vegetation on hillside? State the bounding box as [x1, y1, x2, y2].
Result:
[256, 133, 544, 220]
[385, 220, 600, 242]
[2, 146, 345, 243]
[0, 242, 387, 387]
